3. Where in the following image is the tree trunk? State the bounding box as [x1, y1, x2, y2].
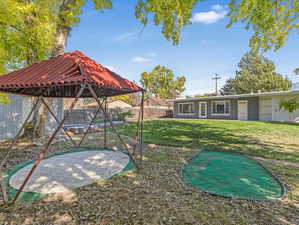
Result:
[32, 0, 72, 137]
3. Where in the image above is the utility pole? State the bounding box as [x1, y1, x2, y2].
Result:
[212, 73, 221, 95]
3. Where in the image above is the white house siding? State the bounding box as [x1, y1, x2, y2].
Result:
[259, 95, 299, 122]
[272, 95, 299, 122]
[259, 97, 272, 121]
[0, 95, 31, 141]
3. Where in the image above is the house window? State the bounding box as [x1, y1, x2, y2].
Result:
[178, 103, 194, 115]
[212, 101, 230, 115]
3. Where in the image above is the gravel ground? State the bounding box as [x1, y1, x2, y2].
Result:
[0, 132, 298, 225]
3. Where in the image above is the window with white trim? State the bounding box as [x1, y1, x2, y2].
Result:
[212, 101, 230, 115]
[178, 103, 194, 115]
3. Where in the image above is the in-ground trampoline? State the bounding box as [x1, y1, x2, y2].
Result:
[0, 51, 145, 204]
[5, 148, 134, 201]
[182, 150, 286, 201]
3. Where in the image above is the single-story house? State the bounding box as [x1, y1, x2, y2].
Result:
[172, 84, 299, 122]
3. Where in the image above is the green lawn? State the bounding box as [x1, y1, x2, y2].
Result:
[116, 119, 299, 163]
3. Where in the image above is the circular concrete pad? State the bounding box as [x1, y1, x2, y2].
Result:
[9, 150, 130, 194]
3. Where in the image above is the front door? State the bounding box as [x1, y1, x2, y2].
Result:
[199, 102, 207, 118]
[238, 100, 248, 120]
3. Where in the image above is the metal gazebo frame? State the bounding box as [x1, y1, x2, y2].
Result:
[0, 51, 145, 205]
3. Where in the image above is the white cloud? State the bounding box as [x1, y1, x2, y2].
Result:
[191, 5, 227, 25]
[132, 57, 151, 63]
[211, 4, 224, 11]
[191, 10, 227, 24]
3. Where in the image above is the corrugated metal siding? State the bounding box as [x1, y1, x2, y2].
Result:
[0, 95, 31, 141]
[0, 95, 64, 141]
[45, 98, 64, 134]
[0, 51, 142, 97]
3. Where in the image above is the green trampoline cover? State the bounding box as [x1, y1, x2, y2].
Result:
[182, 150, 285, 200]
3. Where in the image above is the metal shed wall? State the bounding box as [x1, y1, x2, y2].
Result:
[0, 95, 64, 141]
[0, 95, 31, 141]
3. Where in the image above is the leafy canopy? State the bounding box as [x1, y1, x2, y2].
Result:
[0, 0, 58, 72]
[140, 65, 186, 99]
[279, 98, 299, 113]
[220, 52, 291, 95]
[227, 0, 299, 52]
[135, 0, 200, 45]
[1, 0, 298, 70]
[0, 0, 113, 72]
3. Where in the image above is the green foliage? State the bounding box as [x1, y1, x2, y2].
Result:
[135, 0, 200, 45]
[140, 65, 186, 99]
[0, 93, 10, 104]
[112, 94, 134, 105]
[0, 0, 113, 71]
[0, 0, 57, 70]
[116, 111, 133, 121]
[93, 0, 112, 10]
[227, 0, 299, 52]
[294, 68, 299, 75]
[279, 98, 299, 113]
[221, 52, 291, 95]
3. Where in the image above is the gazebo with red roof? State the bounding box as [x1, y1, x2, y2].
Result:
[0, 51, 145, 205]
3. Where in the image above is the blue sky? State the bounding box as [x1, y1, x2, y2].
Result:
[67, 0, 299, 96]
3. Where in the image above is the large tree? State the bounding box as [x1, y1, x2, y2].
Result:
[220, 52, 291, 95]
[0, 0, 56, 104]
[140, 65, 186, 99]
[0, 0, 194, 135]
[0, 0, 298, 127]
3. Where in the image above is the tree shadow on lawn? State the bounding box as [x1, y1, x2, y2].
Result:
[140, 120, 299, 162]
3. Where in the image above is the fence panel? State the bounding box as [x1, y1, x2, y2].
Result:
[0, 95, 31, 141]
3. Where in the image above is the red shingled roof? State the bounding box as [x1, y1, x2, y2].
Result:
[0, 51, 142, 97]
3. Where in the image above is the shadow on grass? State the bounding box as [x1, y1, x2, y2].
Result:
[115, 119, 299, 163]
